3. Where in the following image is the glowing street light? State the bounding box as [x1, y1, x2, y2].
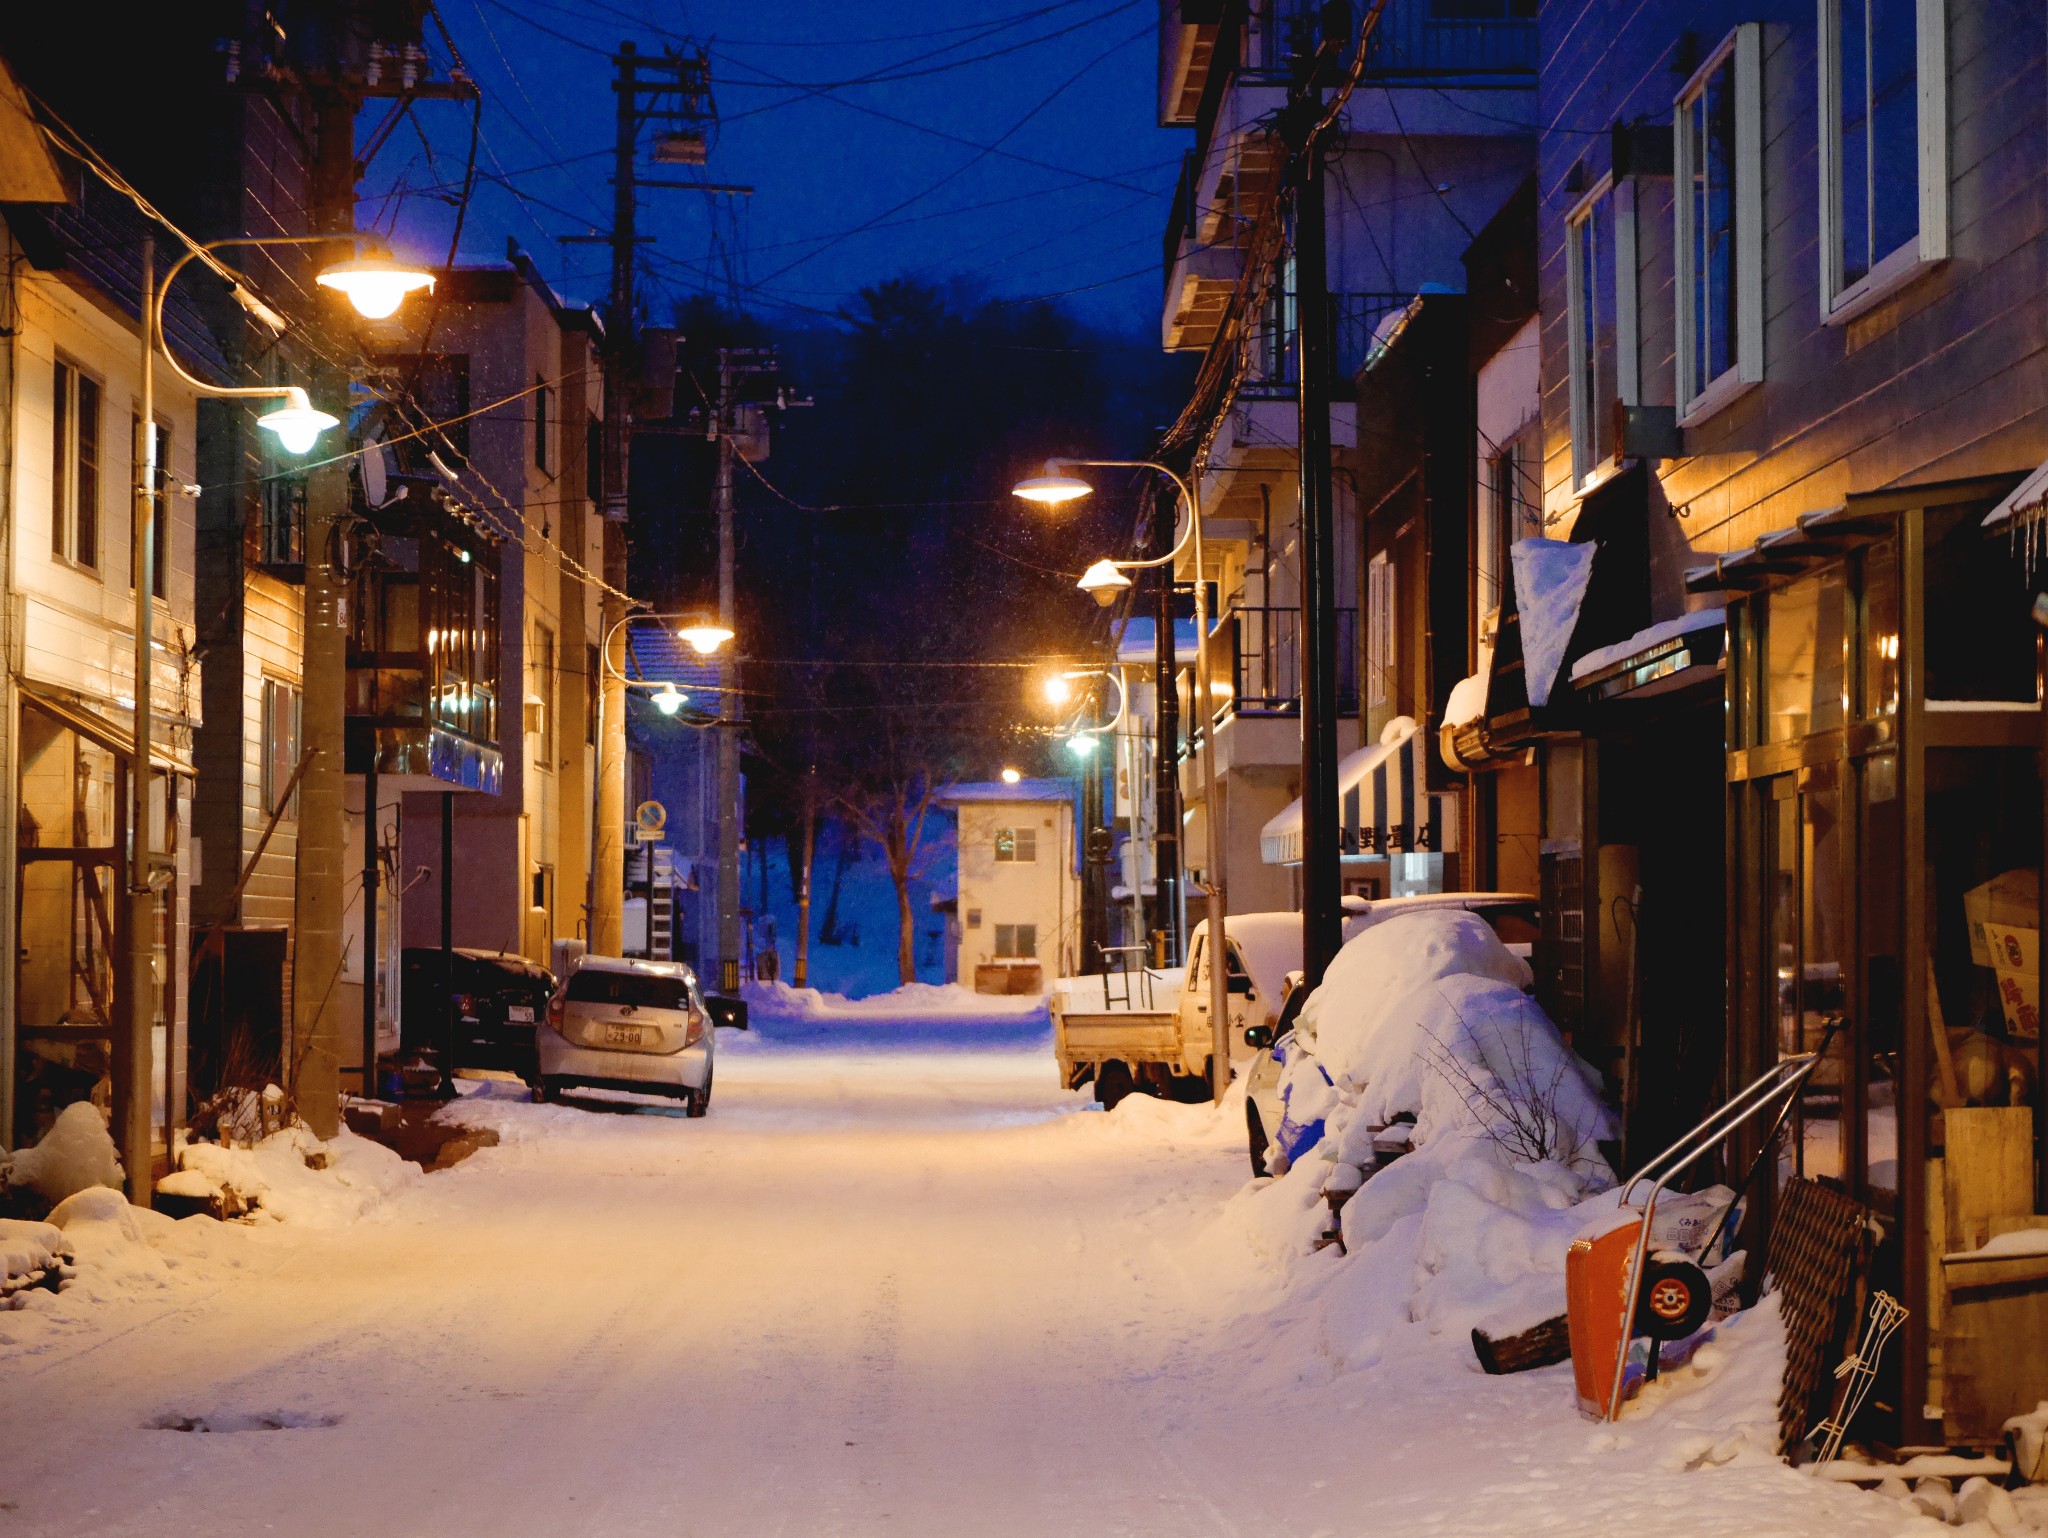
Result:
[1010, 462, 1093, 505]
[652, 684, 688, 716]
[1000, 766, 1023, 785]
[677, 618, 736, 655]
[255, 387, 341, 455]
[1042, 674, 1074, 706]
[315, 251, 436, 320]
[1076, 558, 1133, 608]
[1066, 734, 1097, 759]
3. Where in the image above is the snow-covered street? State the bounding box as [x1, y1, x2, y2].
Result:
[0, 1016, 1989, 1537]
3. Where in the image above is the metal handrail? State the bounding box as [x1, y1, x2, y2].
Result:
[1602, 1049, 1827, 1421]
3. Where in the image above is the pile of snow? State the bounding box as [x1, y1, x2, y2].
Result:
[0, 1218, 73, 1305]
[1221, 908, 1621, 1362]
[1, 1102, 124, 1206]
[42, 1187, 169, 1299]
[744, 979, 1048, 1022]
[179, 1127, 418, 1227]
[1570, 606, 1725, 683]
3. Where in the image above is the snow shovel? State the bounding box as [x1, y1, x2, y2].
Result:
[1568, 1044, 1830, 1420]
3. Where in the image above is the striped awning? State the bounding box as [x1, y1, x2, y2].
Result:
[1260, 717, 1453, 865]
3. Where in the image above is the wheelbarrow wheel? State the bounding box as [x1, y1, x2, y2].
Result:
[1634, 1257, 1712, 1341]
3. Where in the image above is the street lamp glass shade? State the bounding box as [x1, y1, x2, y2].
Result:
[1000, 767, 1022, 785]
[676, 620, 736, 655]
[1011, 473, 1092, 505]
[1066, 734, 1098, 758]
[1076, 559, 1133, 607]
[257, 388, 339, 455]
[316, 254, 436, 319]
[652, 684, 687, 715]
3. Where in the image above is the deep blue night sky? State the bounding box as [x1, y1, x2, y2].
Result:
[366, 1, 1180, 334]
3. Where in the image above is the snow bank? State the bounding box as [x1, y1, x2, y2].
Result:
[0, 1218, 72, 1302]
[179, 1128, 419, 1227]
[1297, 909, 1532, 1076]
[745, 979, 1048, 1022]
[44, 1187, 170, 1299]
[1, 1102, 124, 1206]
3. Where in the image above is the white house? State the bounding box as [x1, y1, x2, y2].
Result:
[939, 779, 1078, 993]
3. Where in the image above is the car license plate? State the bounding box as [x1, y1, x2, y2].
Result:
[507, 1005, 535, 1023]
[604, 1022, 643, 1047]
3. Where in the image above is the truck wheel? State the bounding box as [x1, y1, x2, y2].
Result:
[1247, 1100, 1272, 1176]
[1095, 1060, 1134, 1111]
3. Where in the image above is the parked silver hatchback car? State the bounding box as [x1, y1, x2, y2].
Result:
[538, 955, 715, 1115]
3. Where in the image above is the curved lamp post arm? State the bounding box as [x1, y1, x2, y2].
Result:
[1048, 458, 1199, 572]
[150, 236, 366, 403]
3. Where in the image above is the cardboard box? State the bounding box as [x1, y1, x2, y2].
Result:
[1981, 921, 2039, 1039]
[1964, 870, 2038, 968]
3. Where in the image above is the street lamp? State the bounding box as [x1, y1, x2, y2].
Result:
[677, 617, 736, 656]
[1011, 457, 1229, 1104]
[314, 249, 437, 319]
[1000, 766, 1023, 785]
[652, 684, 688, 716]
[115, 231, 431, 1197]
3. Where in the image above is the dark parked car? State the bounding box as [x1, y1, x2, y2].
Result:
[400, 947, 557, 1086]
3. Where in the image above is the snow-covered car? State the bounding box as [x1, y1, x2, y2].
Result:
[1239, 892, 1538, 1175]
[538, 956, 715, 1114]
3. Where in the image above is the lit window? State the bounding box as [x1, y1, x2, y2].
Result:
[1818, 0, 1947, 320]
[994, 826, 1037, 863]
[1565, 178, 1637, 488]
[1674, 25, 1763, 420]
[51, 359, 101, 571]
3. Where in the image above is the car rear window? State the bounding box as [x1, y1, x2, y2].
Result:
[564, 970, 691, 1010]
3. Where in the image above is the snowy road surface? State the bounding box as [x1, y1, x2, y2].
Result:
[1, 1015, 1956, 1537]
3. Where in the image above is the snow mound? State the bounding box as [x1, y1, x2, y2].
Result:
[745, 979, 1047, 1021]
[1297, 909, 1533, 1078]
[0, 1218, 73, 1302]
[179, 1128, 419, 1227]
[46, 1187, 170, 1298]
[2, 1102, 124, 1206]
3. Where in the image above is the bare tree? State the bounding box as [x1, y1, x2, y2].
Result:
[1423, 990, 1605, 1175]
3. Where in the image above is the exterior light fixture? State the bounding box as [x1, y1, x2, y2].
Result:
[677, 619, 736, 655]
[316, 252, 436, 320]
[256, 387, 340, 454]
[1067, 734, 1097, 758]
[1076, 559, 1133, 607]
[1010, 459, 1093, 505]
[1000, 766, 1022, 785]
[652, 684, 687, 716]
[1043, 675, 1073, 706]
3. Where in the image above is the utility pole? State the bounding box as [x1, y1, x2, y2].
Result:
[587, 40, 717, 959]
[713, 348, 741, 991]
[1151, 480, 1184, 965]
[1288, 8, 1349, 990]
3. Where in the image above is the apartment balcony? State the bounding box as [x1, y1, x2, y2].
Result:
[1158, 0, 1225, 126]
[343, 480, 505, 795]
[1225, 606, 1360, 717]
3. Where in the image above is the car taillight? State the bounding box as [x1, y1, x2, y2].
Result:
[683, 1009, 705, 1048]
[454, 993, 478, 1017]
[547, 993, 565, 1028]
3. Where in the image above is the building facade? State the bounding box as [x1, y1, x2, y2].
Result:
[940, 780, 1079, 991]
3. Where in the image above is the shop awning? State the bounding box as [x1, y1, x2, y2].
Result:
[1569, 608, 1727, 703]
[1261, 716, 1449, 865]
[19, 684, 195, 775]
[1983, 461, 2048, 529]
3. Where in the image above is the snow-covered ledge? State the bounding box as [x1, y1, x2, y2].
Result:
[1570, 608, 1726, 685]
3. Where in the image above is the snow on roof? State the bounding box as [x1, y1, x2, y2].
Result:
[1569, 607, 1725, 684]
[1510, 539, 1597, 706]
[939, 778, 1076, 805]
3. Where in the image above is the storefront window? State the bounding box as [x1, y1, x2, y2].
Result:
[1924, 505, 2039, 703]
[1924, 749, 2041, 1170]
[1765, 569, 1847, 743]
[1858, 542, 1900, 721]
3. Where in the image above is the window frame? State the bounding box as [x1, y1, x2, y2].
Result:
[1815, 0, 1948, 326]
[1564, 174, 1639, 493]
[51, 356, 104, 574]
[994, 824, 1038, 864]
[992, 922, 1038, 959]
[260, 675, 303, 821]
[534, 375, 554, 475]
[532, 621, 556, 772]
[1673, 24, 1765, 425]
[1366, 548, 1397, 709]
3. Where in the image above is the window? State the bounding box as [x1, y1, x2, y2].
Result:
[1818, 0, 1947, 320]
[993, 923, 1037, 959]
[994, 825, 1037, 863]
[1366, 549, 1396, 708]
[260, 678, 302, 819]
[534, 376, 553, 474]
[532, 864, 553, 913]
[51, 359, 101, 570]
[1674, 25, 1763, 420]
[1565, 178, 1637, 488]
[565, 968, 688, 1009]
[1477, 421, 1543, 633]
[532, 623, 556, 770]
[130, 416, 170, 597]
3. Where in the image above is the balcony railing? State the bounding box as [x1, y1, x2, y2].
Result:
[1225, 605, 1359, 716]
[1240, 291, 1414, 396]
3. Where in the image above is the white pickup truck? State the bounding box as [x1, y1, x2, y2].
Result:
[1051, 912, 1307, 1108]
